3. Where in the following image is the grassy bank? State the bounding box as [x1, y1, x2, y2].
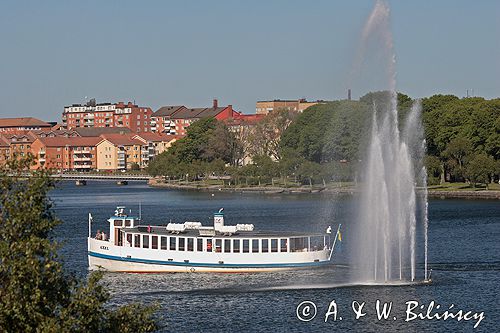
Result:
[149, 179, 500, 199]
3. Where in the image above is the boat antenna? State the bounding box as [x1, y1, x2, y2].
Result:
[139, 202, 142, 220]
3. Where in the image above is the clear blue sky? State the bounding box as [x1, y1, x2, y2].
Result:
[0, 0, 499, 121]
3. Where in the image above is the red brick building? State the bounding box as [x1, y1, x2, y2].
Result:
[31, 137, 101, 171]
[62, 100, 152, 133]
[151, 99, 238, 135]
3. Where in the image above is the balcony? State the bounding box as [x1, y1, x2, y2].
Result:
[84, 114, 95, 119]
[73, 156, 91, 161]
[74, 149, 91, 153]
[74, 164, 92, 169]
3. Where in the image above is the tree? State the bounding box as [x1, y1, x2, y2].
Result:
[465, 154, 496, 188]
[249, 109, 297, 160]
[0, 157, 158, 332]
[441, 136, 472, 181]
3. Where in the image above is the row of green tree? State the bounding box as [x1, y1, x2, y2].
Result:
[148, 92, 500, 187]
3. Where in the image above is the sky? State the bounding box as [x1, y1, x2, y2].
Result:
[0, 0, 499, 121]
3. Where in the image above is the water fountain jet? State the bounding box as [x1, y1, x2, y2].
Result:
[350, 0, 429, 283]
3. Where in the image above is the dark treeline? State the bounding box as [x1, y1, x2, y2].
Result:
[148, 92, 500, 187]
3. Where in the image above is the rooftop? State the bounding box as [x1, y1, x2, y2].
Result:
[75, 127, 132, 137]
[133, 132, 181, 142]
[0, 117, 51, 128]
[153, 106, 187, 117]
[100, 133, 144, 146]
[36, 136, 102, 147]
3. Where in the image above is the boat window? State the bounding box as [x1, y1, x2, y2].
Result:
[114, 220, 123, 227]
[126, 233, 132, 247]
[170, 237, 176, 250]
[262, 239, 269, 252]
[206, 239, 213, 252]
[134, 234, 140, 248]
[187, 238, 194, 251]
[215, 239, 222, 253]
[290, 237, 307, 252]
[124, 219, 131, 227]
[310, 236, 323, 251]
[233, 239, 240, 253]
[271, 239, 278, 252]
[251, 239, 259, 253]
[197, 238, 203, 252]
[142, 235, 149, 248]
[224, 239, 231, 253]
[161, 236, 168, 250]
[152, 236, 158, 249]
[280, 239, 288, 252]
[178, 237, 185, 251]
[243, 239, 249, 253]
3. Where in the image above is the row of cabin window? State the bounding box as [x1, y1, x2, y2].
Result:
[124, 234, 299, 253]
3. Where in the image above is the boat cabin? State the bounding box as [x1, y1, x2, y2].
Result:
[105, 207, 329, 254]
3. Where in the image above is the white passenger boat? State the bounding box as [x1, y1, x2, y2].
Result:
[87, 207, 341, 273]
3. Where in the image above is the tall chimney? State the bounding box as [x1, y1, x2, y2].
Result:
[348, 89, 352, 101]
[213, 99, 218, 108]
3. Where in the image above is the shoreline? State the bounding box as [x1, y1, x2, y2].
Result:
[148, 180, 500, 199]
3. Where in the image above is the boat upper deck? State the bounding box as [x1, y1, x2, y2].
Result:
[123, 224, 325, 239]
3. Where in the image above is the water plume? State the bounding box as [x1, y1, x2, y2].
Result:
[349, 0, 428, 283]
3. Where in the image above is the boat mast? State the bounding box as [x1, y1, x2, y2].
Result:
[328, 224, 342, 261]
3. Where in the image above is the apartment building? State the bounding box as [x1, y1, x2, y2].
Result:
[3, 133, 36, 159]
[255, 99, 321, 115]
[62, 99, 152, 133]
[151, 99, 238, 135]
[97, 134, 145, 171]
[0, 136, 10, 165]
[132, 133, 180, 168]
[31, 137, 101, 171]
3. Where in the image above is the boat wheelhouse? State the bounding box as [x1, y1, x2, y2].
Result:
[88, 207, 341, 273]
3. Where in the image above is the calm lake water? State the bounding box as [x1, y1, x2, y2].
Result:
[51, 181, 499, 332]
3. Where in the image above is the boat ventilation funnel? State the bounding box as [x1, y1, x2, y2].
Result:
[214, 208, 224, 231]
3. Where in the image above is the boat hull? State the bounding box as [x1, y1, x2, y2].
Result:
[88, 253, 327, 273]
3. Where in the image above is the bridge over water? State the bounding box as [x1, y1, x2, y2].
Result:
[51, 173, 151, 181]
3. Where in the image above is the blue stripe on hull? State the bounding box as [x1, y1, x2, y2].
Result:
[88, 251, 329, 269]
